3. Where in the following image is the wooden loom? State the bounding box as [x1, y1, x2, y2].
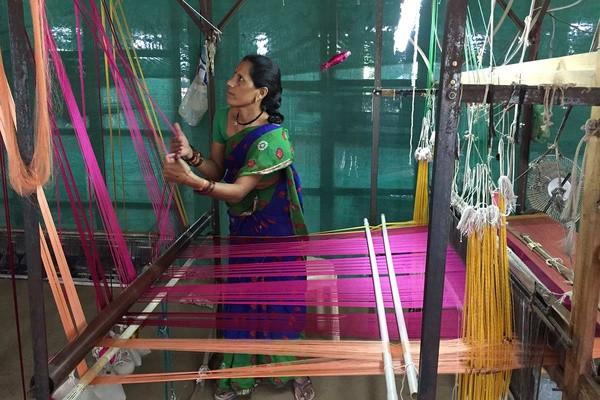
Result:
[460, 29, 600, 399]
[3, 0, 597, 399]
[50, 14, 600, 400]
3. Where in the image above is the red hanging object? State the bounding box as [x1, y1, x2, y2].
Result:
[320, 50, 351, 71]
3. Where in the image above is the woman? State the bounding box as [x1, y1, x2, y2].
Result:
[163, 54, 315, 400]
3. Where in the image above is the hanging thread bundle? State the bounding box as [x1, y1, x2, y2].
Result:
[0, 0, 52, 196]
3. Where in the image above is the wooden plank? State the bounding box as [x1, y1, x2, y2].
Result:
[579, 375, 600, 400]
[461, 52, 597, 87]
[546, 364, 600, 399]
[563, 42, 600, 400]
[460, 85, 600, 106]
[516, 0, 544, 215]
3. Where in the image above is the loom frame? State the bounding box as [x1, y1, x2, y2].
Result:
[418, 0, 469, 397]
[43, 213, 212, 392]
[420, 0, 600, 400]
[414, 1, 600, 399]
[5, 0, 598, 398]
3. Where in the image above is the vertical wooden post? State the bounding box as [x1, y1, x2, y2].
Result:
[6, 0, 50, 397]
[198, 0, 220, 236]
[369, 0, 383, 224]
[516, 0, 545, 214]
[418, 0, 469, 398]
[562, 39, 600, 400]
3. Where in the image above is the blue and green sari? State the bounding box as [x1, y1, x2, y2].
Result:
[217, 121, 308, 393]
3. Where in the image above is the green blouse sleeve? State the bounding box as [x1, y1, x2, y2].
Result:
[211, 107, 230, 145]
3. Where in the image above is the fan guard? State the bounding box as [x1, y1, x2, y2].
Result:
[526, 154, 580, 223]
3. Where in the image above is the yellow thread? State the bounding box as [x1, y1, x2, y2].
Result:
[103, 0, 189, 226]
[458, 195, 513, 399]
[412, 160, 429, 225]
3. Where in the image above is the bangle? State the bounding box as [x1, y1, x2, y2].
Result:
[194, 180, 215, 194]
[205, 180, 215, 193]
[182, 146, 204, 167]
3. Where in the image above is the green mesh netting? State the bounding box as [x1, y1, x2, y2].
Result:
[0, 0, 597, 234]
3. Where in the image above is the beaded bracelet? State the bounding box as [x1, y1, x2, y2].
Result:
[182, 145, 204, 167]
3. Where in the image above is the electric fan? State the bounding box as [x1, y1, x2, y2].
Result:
[525, 154, 580, 223]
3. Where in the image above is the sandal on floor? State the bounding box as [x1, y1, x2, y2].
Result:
[293, 377, 315, 400]
[214, 385, 256, 400]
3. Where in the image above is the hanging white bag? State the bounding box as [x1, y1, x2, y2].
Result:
[179, 47, 208, 126]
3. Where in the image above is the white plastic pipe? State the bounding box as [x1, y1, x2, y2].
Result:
[381, 214, 419, 399]
[364, 218, 399, 400]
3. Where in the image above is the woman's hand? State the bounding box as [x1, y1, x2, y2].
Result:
[170, 123, 193, 159]
[163, 156, 194, 186]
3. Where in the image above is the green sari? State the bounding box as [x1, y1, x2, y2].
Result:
[216, 115, 308, 394]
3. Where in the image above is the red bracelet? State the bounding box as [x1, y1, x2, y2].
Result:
[182, 146, 204, 167]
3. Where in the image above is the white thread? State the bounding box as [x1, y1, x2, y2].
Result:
[556, 290, 572, 305]
[498, 175, 517, 215]
[407, 12, 421, 166]
[561, 119, 599, 255]
[548, 0, 583, 12]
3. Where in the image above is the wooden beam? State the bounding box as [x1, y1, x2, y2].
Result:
[460, 84, 600, 106]
[516, 0, 545, 214]
[579, 375, 600, 400]
[496, 0, 525, 32]
[6, 0, 50, 398]
[418, 0, 469, 398]
[378, 85, 600, 106]
[217, 0, 247, 31]
[528, 0, 552, 42]
[461, 52, 597, 87]
[563, 41, 600, 400]
[175, 0, 211, 36]
[197, 0, 220, 236]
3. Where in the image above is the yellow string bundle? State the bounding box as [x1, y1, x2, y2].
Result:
[412, 159, 429, 225]
[458, 195, 513, 400]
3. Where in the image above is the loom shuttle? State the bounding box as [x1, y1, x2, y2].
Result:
[320, 50, 351, 71]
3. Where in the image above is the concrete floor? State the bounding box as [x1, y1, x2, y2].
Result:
[0, 279, 456, 400]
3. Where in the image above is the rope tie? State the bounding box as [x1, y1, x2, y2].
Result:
[457, 205, 477, 236]
[584, 118, 600, 138]
[498, 176, 517, 215]
[556, 291, 572, 305]
[560, 118, 600, 255]
[414, 147, 433, 162]
[520, 16, 533, 47]
[486, 205, 501, 228]
[545, 257, 564, 267]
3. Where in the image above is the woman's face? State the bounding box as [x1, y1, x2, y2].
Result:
[226, 60, 262, 108]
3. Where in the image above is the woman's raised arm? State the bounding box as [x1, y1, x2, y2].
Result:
[170, 122, 225, 181]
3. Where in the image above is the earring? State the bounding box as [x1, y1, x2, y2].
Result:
[255, 97, 259, 103]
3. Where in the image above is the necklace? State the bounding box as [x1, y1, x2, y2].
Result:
[235, 110, 263, 126]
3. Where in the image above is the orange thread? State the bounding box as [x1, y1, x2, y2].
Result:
[0, 0, 51, 196]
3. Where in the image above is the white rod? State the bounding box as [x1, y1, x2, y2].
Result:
[63, 258, 195, 400]
[381, 214, 419, 399]
[364, 218, 399, 400]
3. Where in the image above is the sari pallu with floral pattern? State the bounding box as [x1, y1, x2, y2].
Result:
[218, 122, 308, 393]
